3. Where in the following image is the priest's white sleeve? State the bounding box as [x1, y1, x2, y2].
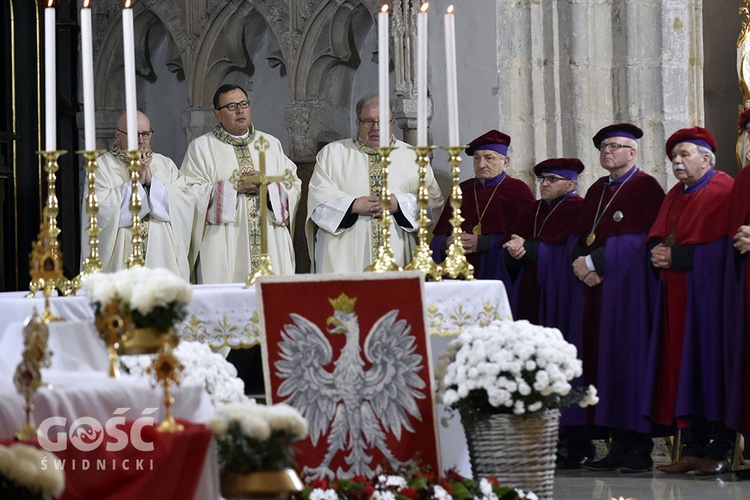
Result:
[206, 179, 237, 224]
[118, 182, 151, 228]
[310, 196, 355, 235]
[267, 182, 290, 226]
[147, 177, 171, 222]
[393, 192, 419, 232]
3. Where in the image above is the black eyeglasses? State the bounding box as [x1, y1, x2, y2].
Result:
[358, 118, 396, 128]
[536, 175, 568, 184]
[117, 129, 153, 139]
[216, 100, 250, 111]
[599, 142, 632, 152]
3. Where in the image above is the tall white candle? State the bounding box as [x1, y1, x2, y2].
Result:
[444, 5, 459, 146]
[122, 1, 138, 150]
[81, 1, 96, 150]
[44, 1, 56, 151]
[417, 3, 429, 147]
[378, 4, 389, 148]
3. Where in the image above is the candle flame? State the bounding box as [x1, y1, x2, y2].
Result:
[47, 0, 54, 7]
[381, 4, 388, 14]
[83, 0, 90, 8]
[447, 4, 454, 14]
[125, 0, 132, 8]
[421, 2, 429, 13]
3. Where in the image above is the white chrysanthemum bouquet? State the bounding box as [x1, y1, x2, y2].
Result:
[83, 267, 192, 333]
[207, 400, 309, 473]
[437, 320, 598, 419]
[0, 443, 64, 499]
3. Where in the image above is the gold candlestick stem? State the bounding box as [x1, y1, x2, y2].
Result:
[151, 343, 184, 433]
[27, 150, 71, 312]
[125, 150, 145, 269]
[440, 146, 474, 280]
[405, 146, 442, 280]
[14, 309, 51, 440]
[70, 150, 106, 294]
[366, 146, 402, 273]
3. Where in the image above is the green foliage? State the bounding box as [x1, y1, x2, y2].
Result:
[215, 421, 297, 473]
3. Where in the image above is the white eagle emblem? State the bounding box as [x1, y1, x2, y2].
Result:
[274, 293, 426, 480]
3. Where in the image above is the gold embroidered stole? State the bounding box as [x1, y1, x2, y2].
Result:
[213, 125, 261, 271]
[353, 136, 383, 259]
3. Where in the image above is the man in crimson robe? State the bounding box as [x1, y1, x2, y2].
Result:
[503, 158, 584, 326]
[431, 130, 534, 282]
[567, 123, 665, 473]
[649, 127, 736, 475]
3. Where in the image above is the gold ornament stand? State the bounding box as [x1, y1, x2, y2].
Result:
[440, 146, 474, 280]
[125, 150, 146, 269]
[405, 146, 443, 280]
[70, 150, 106, 294]
[27, 150, 71, 319]
[230, 136, 296, 287]
[14, 309, 52, 440]
[149, 342, 185, 432]
[366, 146, 403, 273]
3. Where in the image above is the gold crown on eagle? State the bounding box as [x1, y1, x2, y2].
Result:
[328, 293, 357, 314]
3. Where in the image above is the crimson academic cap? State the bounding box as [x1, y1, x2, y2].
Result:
[533, 158, 585, 181]
[592, 123, 643, 149]
[665, 127, 717, 159]
[465, 130, 511, 156]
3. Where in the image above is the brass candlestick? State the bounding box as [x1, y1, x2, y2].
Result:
[230, 136, 296, 287]
[70, 150, 106, 294]
[27, 150, 71, 317]
[405, 146, 443, 281]
[14, 308, 52, 440]
[366, 146, 403, 273]
[149, 342, 185, 432]
[125, 150, 146, 269]
[440, 146, 474, 280]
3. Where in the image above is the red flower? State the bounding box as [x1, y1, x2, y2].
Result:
[363, 485, 375, 497]
[487, 476, 500, 486]
[399, 486, 420, 499]
[438, 479, 453, 494]
[352, 474, 368, 484]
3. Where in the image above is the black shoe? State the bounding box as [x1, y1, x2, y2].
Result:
[557, 440, 596, 470]
[620, 451, 653, 473]
[583, 452, 624, 471]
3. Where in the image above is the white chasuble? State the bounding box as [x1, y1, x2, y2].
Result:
[181, 125, 301, 284]
[306, 137, 444, 273]
[81, 151, 195, 281]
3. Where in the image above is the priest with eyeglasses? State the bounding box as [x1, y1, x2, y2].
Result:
[182, 84, 301, 283]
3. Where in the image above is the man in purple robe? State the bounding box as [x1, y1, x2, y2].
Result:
[568, 123, 665, 473]
[503, 158, 584, 326]
[649, 127, 736, 475]
[431, 130, 535, 283]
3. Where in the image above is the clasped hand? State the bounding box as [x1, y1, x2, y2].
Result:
[446, 232, 479, 254]
[650, 243, 672, 269]
[502, 234, 526, 259]
[735, 225, 750, 254]
[353, 193, 397, 219]
[572, 256, 602, 287]
[237, 169, 260, 195]
[138, 153, 152, 187]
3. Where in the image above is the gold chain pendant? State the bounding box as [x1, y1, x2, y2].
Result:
[586, 232, 596, 246]
[665, 234, 675, 247]
[472, 224, 482, 235]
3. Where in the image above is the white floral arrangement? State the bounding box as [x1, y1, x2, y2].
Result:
[83, 267, 192, 332]
[0, 443, 64, 498]
[436, 319, 598, 418]
[121, 341, 248, 407]
[207, 400, 309, 473]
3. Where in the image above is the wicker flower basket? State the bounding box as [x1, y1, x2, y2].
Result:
[462, 409, 560, 500]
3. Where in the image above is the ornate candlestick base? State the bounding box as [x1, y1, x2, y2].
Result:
[71, 149, 107, 295]
[125, 150, 146, 269]
[405, 146, 443, 281]
[366, 146, 403, 273]
[441, 146, 474, 281]
[150, 343, 184, 433]
[245, 254, 274, 288]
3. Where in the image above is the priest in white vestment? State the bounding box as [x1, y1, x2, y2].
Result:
[81, 111, 194, 280]
[306, 95, 444, 273]
[181, 84, 301, 283]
